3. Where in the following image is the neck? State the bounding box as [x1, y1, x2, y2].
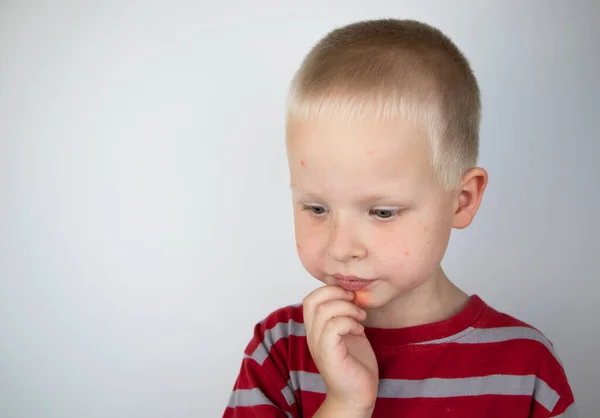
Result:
[363, 267, 469, 329]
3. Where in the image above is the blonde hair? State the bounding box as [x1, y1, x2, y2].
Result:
[286, 19, 481, 189]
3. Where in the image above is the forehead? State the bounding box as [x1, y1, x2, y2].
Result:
[287, 117, 437, 197]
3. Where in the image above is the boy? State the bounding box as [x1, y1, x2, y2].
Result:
[223, 19, 576, 417]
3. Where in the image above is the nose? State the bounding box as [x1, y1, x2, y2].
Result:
[326, 215, 367, 262]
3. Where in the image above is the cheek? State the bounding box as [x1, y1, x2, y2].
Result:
[371, 219, 447, 275]
[406, 221, 451, 273]
[293, 212, 327, 275]
[293, 211, 322, 245]
[368, 225, 411, 268]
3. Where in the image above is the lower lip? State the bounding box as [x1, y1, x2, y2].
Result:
[335, 278, 375, 291]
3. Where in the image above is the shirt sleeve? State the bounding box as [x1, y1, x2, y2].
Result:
[530, 342, 577, 418]
[223, 320, 299, 418]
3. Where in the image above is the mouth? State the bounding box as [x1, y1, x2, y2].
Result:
[331, 274, 376, 291]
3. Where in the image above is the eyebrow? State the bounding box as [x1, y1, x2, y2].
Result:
[290, 184, 414, 206]
[359, 194, 414, 205]
[290, 185, 323, 200]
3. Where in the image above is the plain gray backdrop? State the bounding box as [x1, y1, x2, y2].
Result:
[1, 1, 598, 417]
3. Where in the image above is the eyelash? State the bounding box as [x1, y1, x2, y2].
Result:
[300, 204, 402, 220]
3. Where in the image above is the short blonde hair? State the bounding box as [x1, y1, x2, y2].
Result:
[286, 19, 481, 189]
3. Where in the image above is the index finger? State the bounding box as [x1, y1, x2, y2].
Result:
[302, 285, 354, 334]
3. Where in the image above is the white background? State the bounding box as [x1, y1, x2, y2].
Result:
[1, 1, 598, 417]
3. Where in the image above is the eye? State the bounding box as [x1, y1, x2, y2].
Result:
[370, 208, 400, 219]
[301, 204, 328, 216]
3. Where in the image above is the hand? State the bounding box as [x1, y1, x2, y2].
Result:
[303, 285, 379, 414]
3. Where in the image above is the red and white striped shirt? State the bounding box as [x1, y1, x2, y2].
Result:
[224, 295, 576, 417]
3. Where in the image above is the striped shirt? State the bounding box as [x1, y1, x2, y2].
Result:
[224, 295, 576, 417]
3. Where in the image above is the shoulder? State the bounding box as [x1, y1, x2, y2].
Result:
[254, 303, 306, 342]
[446, 297, 577, 416]
[243, 303, 306, 363]
[470, 298, 576, 415]
[258, 303, 305, 329]
[227, 305, 307, 416]
[468, 298, 560, 359]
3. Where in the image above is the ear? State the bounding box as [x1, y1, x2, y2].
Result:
[452, 167, 488, 229]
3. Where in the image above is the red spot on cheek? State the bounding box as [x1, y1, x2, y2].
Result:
[296, 244, 301, 250]
[404, 251, 410, 256]
[366, 150, 374, 156]
[300, 160, 305, 167]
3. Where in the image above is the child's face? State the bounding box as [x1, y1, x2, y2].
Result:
[287, 117, 459, 308]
